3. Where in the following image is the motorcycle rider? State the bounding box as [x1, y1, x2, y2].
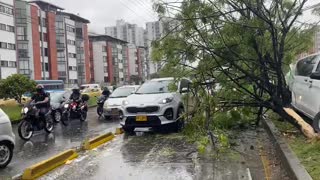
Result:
[31, 84, 50, 118]
[102, 87, 111, 98]
[69, 85, 82, 103]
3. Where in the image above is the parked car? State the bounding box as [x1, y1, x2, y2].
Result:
[121, 77, 191, 133]
[80, 84, 101, 93]
[0, 108, 15, 168]
[50, 90, 72, 122]
[291, 53, 320, 132]
[103, 85, 139, 120]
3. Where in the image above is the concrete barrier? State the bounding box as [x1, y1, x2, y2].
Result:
[83, 132, 114, 150]
[22, 149, 78, 180]
[115, 127, 124, 135]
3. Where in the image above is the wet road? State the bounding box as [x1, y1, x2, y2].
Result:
[41, 127, 290, 180]
[0, 108, 120, 178]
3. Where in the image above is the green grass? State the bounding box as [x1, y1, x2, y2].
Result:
[270, 113, 320, 180]
[0, 105, 22, 122]
[88, 95, 98, 107]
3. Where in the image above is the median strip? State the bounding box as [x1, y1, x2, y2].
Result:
[22, 149, 78, 180]
[82, 132, 115, 150]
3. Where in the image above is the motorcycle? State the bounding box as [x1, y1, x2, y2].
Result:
[18, 103, 54, 141]
[61, 95, 89, 126]
[96, 95, 107, 117]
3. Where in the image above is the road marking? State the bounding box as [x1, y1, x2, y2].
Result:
[246, 168, 252, 180]
[258, 140, 271, 180]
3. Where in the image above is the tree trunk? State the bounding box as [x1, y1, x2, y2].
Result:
[283, 108, 318, 139]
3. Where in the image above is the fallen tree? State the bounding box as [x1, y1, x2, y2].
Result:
[152, 0, 318, 138]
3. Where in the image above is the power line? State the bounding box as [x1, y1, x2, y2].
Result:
[118, 0, 151, 23]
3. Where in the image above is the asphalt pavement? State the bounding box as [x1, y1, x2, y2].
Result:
[0, 108, 120, 179]
[40, 127, 290, 180]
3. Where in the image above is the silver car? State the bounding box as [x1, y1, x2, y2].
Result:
[103, 85, 139, 120]
[121, 78, 190, 133]
[0, 108, 15, 168]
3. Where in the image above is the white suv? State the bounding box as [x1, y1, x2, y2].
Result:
[121, 77, 191, 133]
[0, 108, 15, 168]
[291, 53, 320, 132]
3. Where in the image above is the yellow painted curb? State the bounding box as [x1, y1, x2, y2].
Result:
[83, 132, 115, 150]
[115, 127, 124, 135]
[22, 149, 78, 180]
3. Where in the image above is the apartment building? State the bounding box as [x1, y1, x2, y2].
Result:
[145, 21, 164, 77]
[15, 0, 62, 80]
[128, 44, 146, 81]
[0, 0, 17, 79]
[105, 19, 145, 47]
[55, 12, 90, 85]
[14, 0, 91, 84]
[89, 34, 129, 85]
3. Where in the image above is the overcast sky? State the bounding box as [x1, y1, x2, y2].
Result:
[47, 0, 158, 33]
[45, 0, 320, 34]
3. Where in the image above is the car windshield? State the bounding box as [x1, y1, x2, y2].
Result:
[50, 92, 64, 103]
[135, 80, 172, 94]
[109, 87, 135, 98]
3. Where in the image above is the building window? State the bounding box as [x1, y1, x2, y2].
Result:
[66, 25, 75, 33]
[0, 42, 7, 49]
[68, 53, 76, 58]
[38, 17, 46, 27]
[57, 51, 65, 58]
[19, 60, 29, 70]
[17, 43, 28, 49]
[68, 66, 77, 71]
[103, 56, 107, 62]
[0, 5, 14, 15]
[0, 61, 8, 67]
[0, 23, 6, 31]
[45, 63, 49, 71]
[44, 48, 48, 56]
[16, 27, 27, 40]
[67, 39, 75, 45]
[102, 46, 107, 52]
[8, 61, 17, 68]
[7, 43, 15, 50]
[7, 25, 14, 32]
[43, 33, 48, 42]
[104, 67, 108, 73]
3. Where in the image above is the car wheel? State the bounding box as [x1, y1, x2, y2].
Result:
[313, 112, 320, 133]
[54, 111, 62, 123]
[0, 142, 13, 168]
[123, 126, 135, 134]
[175, 107, 185, 132]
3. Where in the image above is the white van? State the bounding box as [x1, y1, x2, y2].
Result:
[291, 53, 320, 132]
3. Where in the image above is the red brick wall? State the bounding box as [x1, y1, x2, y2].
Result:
[46, 12, 58, 80]
[31, 5, 42, 80]
[107, 42, 114, 84]
[83, 24, 91, 83]
[89, 41, 94, 82]
[126, 47, 130, 81]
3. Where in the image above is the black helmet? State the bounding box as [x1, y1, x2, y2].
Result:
[36, 84, 44, 93]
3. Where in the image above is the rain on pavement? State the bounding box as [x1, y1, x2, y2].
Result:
[0, 108, 120, 178]
[41, 126, 289, 180]
[0, 107, 290, 180]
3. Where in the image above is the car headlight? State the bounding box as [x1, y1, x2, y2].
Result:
[64, 104, 69, 108]
[22, 107, 28, 114]
[159, 97, 174, 104]
[122, 100, 129, 106]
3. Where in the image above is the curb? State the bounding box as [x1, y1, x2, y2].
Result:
[22, 149, 78, 180]
[82, 132, 115, 150]
[261, 118, 312, 180]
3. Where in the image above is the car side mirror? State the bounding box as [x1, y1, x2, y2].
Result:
[180, 87, 189, 93]
[310, 72, 320, 80]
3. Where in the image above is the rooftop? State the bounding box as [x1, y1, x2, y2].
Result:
[89, 34, 128, 44]
[29, 0, 64, 10]
[57, 12, 90, 23]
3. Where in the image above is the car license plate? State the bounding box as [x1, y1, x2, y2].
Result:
[136, 115, 147, 122]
